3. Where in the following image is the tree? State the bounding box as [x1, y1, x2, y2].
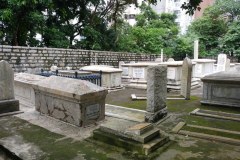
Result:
[220, 20, 240, 61]
[116, 3, 180, 55]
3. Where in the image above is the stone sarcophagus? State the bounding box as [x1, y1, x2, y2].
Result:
[201, 71, 240, 107]
[33, 76, 108, 126]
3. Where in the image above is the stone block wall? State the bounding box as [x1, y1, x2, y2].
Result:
[0, 45, 160, 72]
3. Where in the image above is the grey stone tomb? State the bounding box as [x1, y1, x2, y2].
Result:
[33, 76, 108, 126]
[180, 57, 192, 100]
[0, 60, 19, 113]
[145, 65, 168, 122]
[201, 71, 240, 107]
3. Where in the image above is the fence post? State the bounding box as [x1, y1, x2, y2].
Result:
[99, 70, 102, 87]
[75, 71, 78, 78]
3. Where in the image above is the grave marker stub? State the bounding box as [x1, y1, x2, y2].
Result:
[216, 54, 227, 72]
[180, 57, 192, 100]
[0, 60, 19, 113]
[145, 65, 168, 123]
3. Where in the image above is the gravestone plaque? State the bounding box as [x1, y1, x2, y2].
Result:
[145, 65, 168, 123]
[122, 67, 129, 76]
[0, 60, 19, 113]
[86, 104, 100, 120]
[167, 67, 176, 79]
[216, 54, 227, 72]
[180, 57, 192, 100]
[133, 68, 144, 79]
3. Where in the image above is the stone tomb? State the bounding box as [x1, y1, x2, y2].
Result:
[122, 61, 198, 90]
[192, 59, 216, 79]
[14, 73, 47, 108]
[80, 65, 122, 89]
[33, 76, 108, 126]
[201, 71, 240, 107]
[0, 60, 19, 113]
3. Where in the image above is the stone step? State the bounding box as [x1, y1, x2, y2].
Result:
[125, 123, 154, 135]
[133, 128, 160, 143]
[93, 129, 169, 155]
[143, 136, 170, 155]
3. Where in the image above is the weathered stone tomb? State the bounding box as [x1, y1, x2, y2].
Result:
[33, 76, 108, 126]
[201, 71, 240, 107]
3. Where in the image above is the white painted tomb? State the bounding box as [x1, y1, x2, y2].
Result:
[121, 61, 199, 90]
[192, 59, 216, 78]
[14, 73, 47, 108]
[80, 65, 123, 89]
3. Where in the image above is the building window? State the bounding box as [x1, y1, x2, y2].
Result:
[124, 14, 136, 19]
[174, 10, 180, 16]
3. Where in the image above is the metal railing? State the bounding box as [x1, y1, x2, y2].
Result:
[38, 69, 102, 86]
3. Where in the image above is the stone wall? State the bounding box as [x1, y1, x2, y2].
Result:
[0, 45, 160, 72]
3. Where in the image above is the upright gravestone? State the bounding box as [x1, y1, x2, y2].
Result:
[0, 60, 19, 113]
[180, 57, 192, 100]
[167, 58, 175, 62]
[145, 65, 168, 123]
[216, 54, 227, 72]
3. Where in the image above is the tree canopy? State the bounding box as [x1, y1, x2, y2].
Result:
[0, 0, 202, 50]
[187, 0, 240, 58]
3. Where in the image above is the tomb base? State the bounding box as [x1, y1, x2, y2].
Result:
[145, 107, 168, 123]
[0, 99, 19, 114]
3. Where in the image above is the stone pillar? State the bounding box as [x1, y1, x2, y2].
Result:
[194, 40, 199, 60]
[160, 49, 163, 62]
[0, 60, 19, 113]
[145, 65, 167, 123]
[180, 57, 192, 100]
[216, 54, 227, 72]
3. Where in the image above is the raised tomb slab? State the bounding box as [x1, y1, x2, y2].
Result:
[33, 76, 108, 126]
[201, 71, 240, 107]
[14, 73, 48, 108]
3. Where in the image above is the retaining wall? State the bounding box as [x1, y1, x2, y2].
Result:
[0, 45, 160, 72]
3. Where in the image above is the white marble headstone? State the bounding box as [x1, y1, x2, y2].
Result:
[0, 60, 15, 100]
[180, 58, 192, 100]
[167, 58, 175, 62]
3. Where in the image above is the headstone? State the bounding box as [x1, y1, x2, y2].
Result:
[226, 58, 230, 71]
[194, 40, 199, 60]
[0, 60, 19, 113]
[180, 57, 192, 100]
[50, 65, 58, 71]
[145, 65, 168, 123]
[216, 54, 227, 72]
[155, 58, 162, 62]
[119, 61, 125, 69]
[167, 58, 175, 62]
[65, 66, 72, 70]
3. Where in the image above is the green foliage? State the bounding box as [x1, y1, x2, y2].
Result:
[116, 3, 190, 57]
[220, 20, 240, 59]
[187, 0, 240, 57]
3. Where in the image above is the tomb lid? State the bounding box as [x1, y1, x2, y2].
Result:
[33, 76, 108, 101]
[14, 73, 47, 85]
[201, 71, 240, 83]
[192, 59, 216, 63]
[58, 70, 91, 74]
[121, 62, 162, 67]
[80, 65, 122, 73]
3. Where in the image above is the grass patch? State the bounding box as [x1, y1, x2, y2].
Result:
[182, 125, 240, 140]
[0, 116, 112, 160]
[184, 114, 240, 132]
